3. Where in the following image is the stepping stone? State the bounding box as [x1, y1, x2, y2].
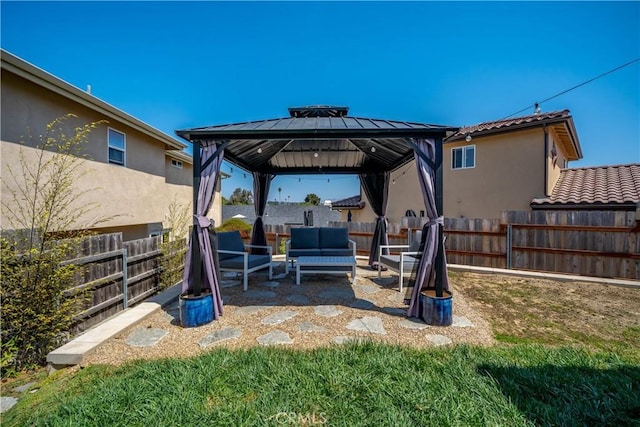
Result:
[260, 281, 280, 288]
[346, 316, 386, 335]
[262, 310, 298, 325]
[315, 305, 342, 317]
[257, 330, 293, 345]
[298, 322, 328, 333]
[199, 327, 242, 347]
[333, 336, 368, 345]
[244, 290, 276, 299]
[452, 316, 474, 327]
[427, 334, 452, 346]
[354, 284, 380, 295]
[272, 273, 288, 280]
[386, 293, 406, 304]
[14, 382, 36, 393]
[287, 294, 310, 304]
[1, 396, 18, 414]
[350, 299, 374, 310]
[318, 287, 354, 300]
[234, 304, 275, 316]
[382, 307, 407, 316]
[220, 279, 241, 288]
[399, 318, 429, 330]
[126, 328, 168, 347]
[222, 272, 240, 278]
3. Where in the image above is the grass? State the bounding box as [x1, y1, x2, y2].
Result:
[3, 342, 639, 426]
[3, 271, 639, 425]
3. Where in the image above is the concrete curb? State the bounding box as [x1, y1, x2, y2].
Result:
[46, 283, 182, 372]
[448, 264, 639, 289]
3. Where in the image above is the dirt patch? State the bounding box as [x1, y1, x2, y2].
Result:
[451, 271, 640, 352]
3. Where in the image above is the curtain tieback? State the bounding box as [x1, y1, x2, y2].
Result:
[194, 214, 211, 228]
[425, 216, 444, 227]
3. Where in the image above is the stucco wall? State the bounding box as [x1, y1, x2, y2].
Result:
[165, 156, 193, 186]
[1, 141, 195, 234]
[1, 71, 166, 177]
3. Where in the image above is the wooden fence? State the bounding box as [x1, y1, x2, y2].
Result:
[265, 211, 639, 280]
[63, 233, 182, 334]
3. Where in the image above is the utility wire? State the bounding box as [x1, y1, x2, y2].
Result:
[501, 57, 640, 120]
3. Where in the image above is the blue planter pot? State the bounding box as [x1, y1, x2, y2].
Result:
[419, 289, 453, 326]
[180, 292, 214, 327]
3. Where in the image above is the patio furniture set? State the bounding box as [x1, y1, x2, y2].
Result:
[217, 227, 421, 290]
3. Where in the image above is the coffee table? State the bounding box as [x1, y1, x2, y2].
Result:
[295, 256, 357, 285]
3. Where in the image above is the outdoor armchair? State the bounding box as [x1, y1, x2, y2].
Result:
[378, 230, 422, 292]
[216, 230, 272, 291]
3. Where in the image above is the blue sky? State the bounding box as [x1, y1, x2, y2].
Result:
[2, 1, 638, 203]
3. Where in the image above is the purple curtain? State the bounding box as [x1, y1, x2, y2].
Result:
[182, 142, 225, 319]
[407, 138, 449, 318]
[250, 171, 274, 254]
[359, 171, 390, 267]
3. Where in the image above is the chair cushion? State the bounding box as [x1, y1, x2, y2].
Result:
[290, 228, 320, 249]
[380, 254, 420, 272]
[409, 230, 422, 252]
[219, 254, 271, 270]
[319, 227, 349, 248]
[217, 231, 246, 260]
[320, 248, 353, 257]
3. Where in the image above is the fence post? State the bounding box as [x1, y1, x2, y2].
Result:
[122, 248, 128, 309]
[506, 224, 512, 269]
[275, 233, 279, 255]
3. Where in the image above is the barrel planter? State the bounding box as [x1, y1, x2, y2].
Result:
[180, 291, 214, 327]
[419, 289, 453, 326]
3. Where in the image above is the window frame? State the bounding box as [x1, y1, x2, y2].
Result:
[451, 145, 475, 170]
[171, 159, 183, 169]
[107, 127, 126, 166]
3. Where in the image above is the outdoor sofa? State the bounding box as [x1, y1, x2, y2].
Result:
[216, 230, 272, 291]
[378, 230, 422, 292]
[285, 227, 356, 273]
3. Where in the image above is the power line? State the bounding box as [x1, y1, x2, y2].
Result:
[501, 57, 640, 120]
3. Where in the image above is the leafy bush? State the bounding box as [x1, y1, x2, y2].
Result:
[0, 115, 105, 375]
[159, 199, 189, 290]
[216, 218, 253, 239]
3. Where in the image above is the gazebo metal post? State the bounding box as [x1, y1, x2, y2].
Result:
[191, 142, 202, 296]
[434, 136, 444, 298]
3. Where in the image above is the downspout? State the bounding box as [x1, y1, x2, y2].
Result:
[543, 124, 549, 197]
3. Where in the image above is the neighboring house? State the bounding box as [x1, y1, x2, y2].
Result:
[1, 49, 221, 240]
[330, 195, 367, 222]
[531, 163, 640, 211]
[345, 110, 584, 222]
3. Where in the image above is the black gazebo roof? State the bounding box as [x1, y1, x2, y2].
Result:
[176, 106, 458, 175]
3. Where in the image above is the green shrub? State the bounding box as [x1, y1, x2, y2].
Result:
[216, 218, 253, 239]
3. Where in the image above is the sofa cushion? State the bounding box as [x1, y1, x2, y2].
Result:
[320, 248, 353, 257]
[319, 227, 349, 249]
[217, 231, 246, 261]
[219, 254, 271, 270]
[288, 248, 322, 258]
[290, 228, 320, 249]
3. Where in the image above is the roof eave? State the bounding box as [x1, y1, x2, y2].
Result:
[1, 49, 187, 151]
[531, 201, 637, 211]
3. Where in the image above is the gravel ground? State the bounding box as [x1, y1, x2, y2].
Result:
[84, 260, 495, 366]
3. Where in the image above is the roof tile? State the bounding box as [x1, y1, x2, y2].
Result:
[531, 163, 640, 207]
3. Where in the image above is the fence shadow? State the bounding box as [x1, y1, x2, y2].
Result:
[477, 363, 640, 426]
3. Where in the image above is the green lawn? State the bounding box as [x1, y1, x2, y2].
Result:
[3, 342, 639, 426]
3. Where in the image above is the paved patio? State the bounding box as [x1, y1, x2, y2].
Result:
[82, 259, 495, 366]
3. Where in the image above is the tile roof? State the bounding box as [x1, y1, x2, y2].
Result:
[531, 163, 640, 209]
[330, 195, 365, 209]
[447, 110, 572, 140]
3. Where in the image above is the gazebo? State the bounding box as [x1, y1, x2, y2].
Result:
[175, 106, 458, 325]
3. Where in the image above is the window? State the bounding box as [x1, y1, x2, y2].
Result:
[171, 159, 183, 168]
[451, 145, 475, 170]
[108, 128, 125, 166]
